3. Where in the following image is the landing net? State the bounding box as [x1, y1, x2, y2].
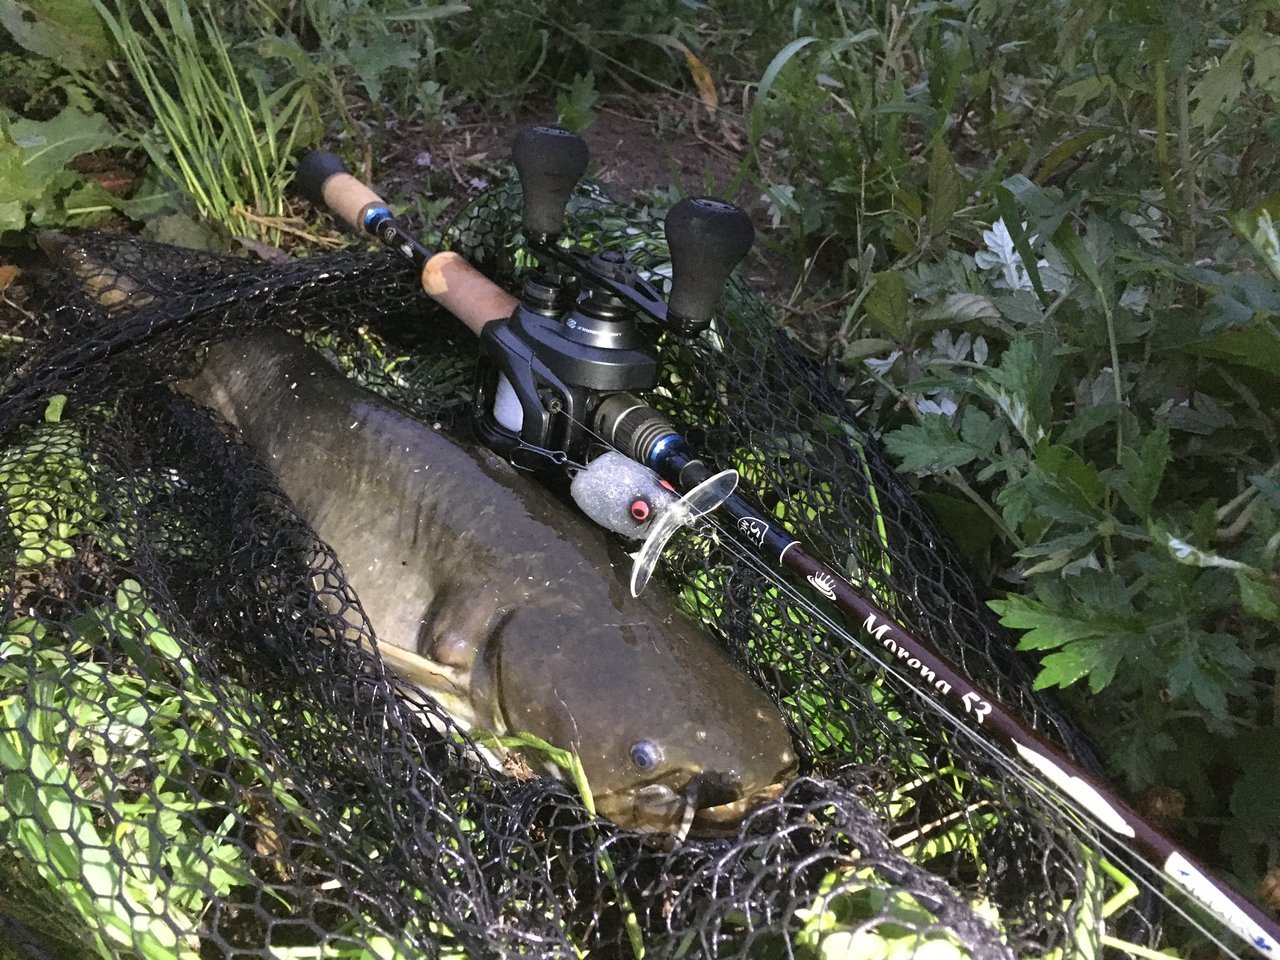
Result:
[0, 180, 1188, 959]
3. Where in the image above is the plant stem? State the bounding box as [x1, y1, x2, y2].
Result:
[1154, 57, 1180, 246]
[944, 470, 1025, 549]
[1177, 68, 1195, 259]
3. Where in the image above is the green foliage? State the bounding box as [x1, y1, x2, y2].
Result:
[94, 0, 322, 245]
[728, 0, 1280, 887]
[0, 582, 276, 959]
[556, 72, 598, 133]
[791, 866, 976, 960]
[0, 417, 101, 569]
[0, 107, 121, 233]
[0, 0, 113, 67]
[852, 182, 1280, 884]
[747, 1, 1280, 285]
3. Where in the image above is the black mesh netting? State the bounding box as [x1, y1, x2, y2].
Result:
[0, 179, 1192, 960]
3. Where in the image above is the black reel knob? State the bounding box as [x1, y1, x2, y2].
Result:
[664, 197, 754, 336]
[512, 125, 589, 239]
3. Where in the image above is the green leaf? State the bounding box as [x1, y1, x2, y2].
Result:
[1107, 428, 1169, 519]
[750, 36, 819, 146]
[556, 72, 598, 133]
[1238, 572, 1280, 623]
[42, 395, 65, 423]
[1190, 38, 1248, 128]
[1185, 319, 1280, 379]
[1036, 441, 1103, 507]
[993, 186, 1047, 302]
[0, 138, 41, 231]
[839, 337, 897, 364]
[1166, 633, 1248, 723]
[0, 0, 113, 67]
[864, 270, 908, 337]
[1057, 402, 1124, 445]
[988, 594, 1101, 651]
[916, 292, 1001, 327]
[919, 492, 997, 569]
[1016, 528, 1101, 576]
[926, 141, 962, 239]
[1229, 207, 1280, 285]
[1158, 392, 1236, 434]
[977, 337, 1056, 444]
[883, 409, 997, 475]
[990, 571, 1140, 693]
[9, 107, 117, 188]
[339, 31, 418, 104]
[140, 212, 225, 252]
[1252, 473, 1280, 509]
[1229, 729, 1280, 838]
[1034, 639, 1124, 693]
[382, 4, 470, 20]
[957, 406, 1000, 453]
[1035, 128, 1112, 183]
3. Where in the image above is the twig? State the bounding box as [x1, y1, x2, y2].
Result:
[1, 294, 35, 323]
[230, 207, 345, 248]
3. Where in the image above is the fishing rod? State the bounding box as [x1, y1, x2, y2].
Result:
[294, 130, 1280, 958]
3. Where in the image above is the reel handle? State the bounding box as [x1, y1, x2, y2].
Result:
[512, 126, 589, 239]
[665, 197, 754, 336]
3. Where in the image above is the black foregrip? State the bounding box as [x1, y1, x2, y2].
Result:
[295, 150, 349, 207]
[665, 198, 754, 336]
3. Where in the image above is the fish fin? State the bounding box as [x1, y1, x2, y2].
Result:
[375, 641, 488, 731]
[376, 641, 469, 692]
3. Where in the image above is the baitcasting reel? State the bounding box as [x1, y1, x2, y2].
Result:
[472, 125, 755, 472]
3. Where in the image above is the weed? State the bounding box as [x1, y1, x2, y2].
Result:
[94, 0, 321, 245]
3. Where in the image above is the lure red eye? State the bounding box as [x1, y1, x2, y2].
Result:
[630, 498, 651, 522]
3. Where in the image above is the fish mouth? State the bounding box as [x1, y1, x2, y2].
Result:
[603, 778, 790, 839]
[689, 781, 787, 834]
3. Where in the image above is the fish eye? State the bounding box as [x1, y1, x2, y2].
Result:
[628, 740, 663, 772]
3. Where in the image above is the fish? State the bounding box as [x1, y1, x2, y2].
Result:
[36, 231, 156, 314]
[175, 327, 797, 835]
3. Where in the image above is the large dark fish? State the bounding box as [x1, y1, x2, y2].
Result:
[176, 328, 797, 835]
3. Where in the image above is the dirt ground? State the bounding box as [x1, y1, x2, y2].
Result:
[377, 94, 752, 210]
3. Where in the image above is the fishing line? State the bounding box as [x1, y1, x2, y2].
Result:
[698, 518, 1248, 958]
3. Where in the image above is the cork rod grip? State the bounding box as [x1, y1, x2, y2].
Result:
[320, 173, 384, 232]
[422, 252, 519, 336]
[297, 152, 518, 333]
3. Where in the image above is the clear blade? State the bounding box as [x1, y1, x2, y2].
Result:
[630, 468, 739, 597]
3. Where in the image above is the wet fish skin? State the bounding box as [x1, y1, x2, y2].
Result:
[176, 328, 796, 834]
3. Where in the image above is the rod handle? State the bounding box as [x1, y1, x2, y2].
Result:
[296, 150, 387, 234]
[422, 252, 519, 336]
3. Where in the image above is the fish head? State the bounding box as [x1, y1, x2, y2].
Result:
[493, 602, 798, 836]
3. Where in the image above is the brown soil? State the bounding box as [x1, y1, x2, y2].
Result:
[376, 94, 751, 210]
